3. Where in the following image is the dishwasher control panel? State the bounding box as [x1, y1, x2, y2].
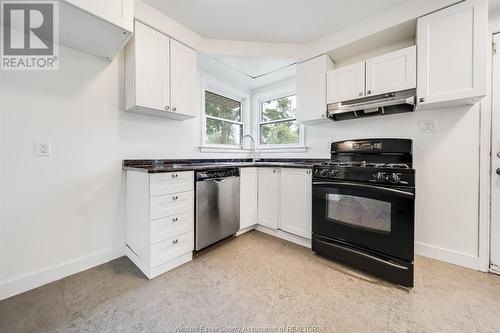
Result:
[196, 168, 240, 181]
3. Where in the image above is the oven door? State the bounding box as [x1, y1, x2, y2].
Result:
[312, 180, 414, 261]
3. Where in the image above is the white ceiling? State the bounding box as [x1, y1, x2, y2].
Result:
[144, 0, 410, 44]
[198, 53, 297, 91]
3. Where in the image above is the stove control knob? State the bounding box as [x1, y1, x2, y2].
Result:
[320, 169, 329, 177]
[329, 170, 338, 177]
[373, 172, 386, 181]
[389, 173, 400, 183]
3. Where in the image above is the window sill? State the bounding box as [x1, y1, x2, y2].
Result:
[199, 146, 250, 153]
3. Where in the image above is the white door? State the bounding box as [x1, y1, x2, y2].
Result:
[491, 33, 500, 272]
[135, 21, 171, 112]
[365, 46, 416, 97]
[326, 61, 365, 104]
[416, 0, 487, 109]
[170, 39, 198, 118]
[257, 168, 279, 230]
[240, 168, 258, 230]
[279, 168, 312, 239]
[296, 55, 334, 122]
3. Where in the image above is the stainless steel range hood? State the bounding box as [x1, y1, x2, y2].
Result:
[327, 89, 416, 121]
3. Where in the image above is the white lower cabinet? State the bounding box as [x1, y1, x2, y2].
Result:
[249, 167, 312, 240]
[279, 168, 312, 239]
[126, 170, 194, 279]
[239, 168, 258, 230]
[257, 168, 280, 229]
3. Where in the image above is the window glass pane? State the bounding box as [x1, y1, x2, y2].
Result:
[205, 91, 241, 121]
[261, 95, 296, 121]
[206, 118, 242, 145]
[260, 121, 299, 145]
[326, 194, 391, 233]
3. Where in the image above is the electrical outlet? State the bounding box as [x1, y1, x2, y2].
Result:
[419, 120, 439, 133]
[36, 141, 51, 156]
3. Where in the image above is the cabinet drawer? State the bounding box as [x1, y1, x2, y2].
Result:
[150, 191, 194, 220]
[150, 171, 193, 196]
[150, 211, 194, 244]
[150, 231, 194, 268]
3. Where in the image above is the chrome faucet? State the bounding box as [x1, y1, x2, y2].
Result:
[240, 134, 257, 162]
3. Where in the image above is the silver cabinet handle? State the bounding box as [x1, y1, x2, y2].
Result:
[172, 217, 178, 222]
[306, 170, 311, 174]
[171, 174, 178, 178]
[172, 107, 177, 112]
[172, 195, 179, 200]
[419, 97, 425, 103]
[165, 106, 170, 111]
[172, 239, 178, 244]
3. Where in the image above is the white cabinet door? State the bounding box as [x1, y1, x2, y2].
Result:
[326, 61, 365, 104]
[170, 39, 198, 118]
[132, 21, 171, 113]
[240, 168, 258, 230]
[297, 55, 335, 122]
[257, 168, 279, 230]
[417, 0, 487, 109]
[64, 0, 133, 31]
[365, 46, 416, 96]
[279, 168, 312, 239]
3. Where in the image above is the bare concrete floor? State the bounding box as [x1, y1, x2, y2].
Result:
[1, 230, 500, 333]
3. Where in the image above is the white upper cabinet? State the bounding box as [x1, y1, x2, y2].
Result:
[365, 46, 416, 97]
[240, 168, 258, 230]
[416, 0, 487, 110]
[327, 61, 365, 104]
[60, 0, 133, 61]
[64, 0, 133, 31]
[279, 168, 312, 239]
[297, 55, 335, 122]
[170, 39, 198, 118]
[125, 21, 198, 120]
[257, 168, 279, 230]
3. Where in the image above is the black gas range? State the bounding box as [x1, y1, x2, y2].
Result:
[311, 138, 415, 287]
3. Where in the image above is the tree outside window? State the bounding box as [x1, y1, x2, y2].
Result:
[259, 95, 300, 146]
[204, 91, 243, 146]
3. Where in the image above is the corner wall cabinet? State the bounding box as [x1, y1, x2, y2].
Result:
[416, 0, 487, 110]
[326, 45, 416, 105]
[126, 170, 194, 278]
[297, 55, 335, 122]
[59, 0, 133, 61]
[125, 21, 198, 120]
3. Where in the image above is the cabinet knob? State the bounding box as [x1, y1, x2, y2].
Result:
[171, 174, 178, 178]
[172, 107, 177, 112]
[273, 169, 276, 173]
[359, 92, 363, 96]
[419, 97, 425, 103]
[172, 195, 179, 200]
[321, 114, 325, 118]
[306, 170, 311, 174]
[367, 90, 371, 95]
[172, 217, 178, 222]
[172, 239, 178, 244]
[496, 168, 500, 176]
[165, 106, 170, 111]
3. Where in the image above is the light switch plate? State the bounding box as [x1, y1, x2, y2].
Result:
[35, 141, 51, 156]
[419, 120, 439, 133]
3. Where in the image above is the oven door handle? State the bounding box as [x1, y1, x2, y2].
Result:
[312, 181, 415, 198]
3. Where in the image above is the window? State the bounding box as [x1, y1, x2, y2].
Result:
[204, 90, 243, 146]
[259, 94, 300, 146]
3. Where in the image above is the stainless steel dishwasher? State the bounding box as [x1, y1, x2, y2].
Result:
[195, 168, 240, 251]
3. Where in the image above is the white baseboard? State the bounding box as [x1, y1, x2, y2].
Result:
[0, 247, 124, 301]
[415, 242, 480, 270]
[255, 225, 311, 248]
[235, 225, 256, 236]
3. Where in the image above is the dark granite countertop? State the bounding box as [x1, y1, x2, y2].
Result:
[122, 158, 329, 173]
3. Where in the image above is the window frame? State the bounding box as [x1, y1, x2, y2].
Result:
[201, 81, 247, 150]
[256, 90, 304, 149]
